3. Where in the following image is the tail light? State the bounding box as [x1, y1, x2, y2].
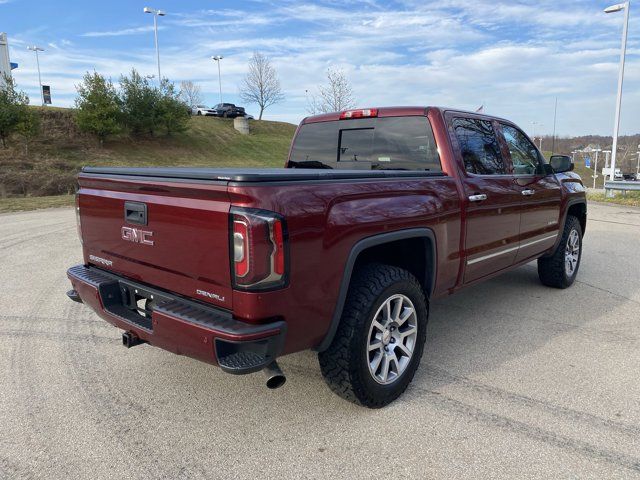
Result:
[230, 207, 288, 291]
[75, 193, 83, 245]
[340, 108, 378, 119]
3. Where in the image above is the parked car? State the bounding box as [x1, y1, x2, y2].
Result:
[212, 103, 246, 118]
[66, 106, 587, 408]
[192, 105, 217, 116]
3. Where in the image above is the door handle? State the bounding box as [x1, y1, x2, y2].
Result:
[521, 189, 535, 196]
[468, 194, 487, 202]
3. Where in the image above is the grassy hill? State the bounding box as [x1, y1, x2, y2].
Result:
[2, 109, 638, 212]
[0, 107, 296, 199]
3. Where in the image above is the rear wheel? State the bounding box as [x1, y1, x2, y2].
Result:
[318, 263, 428, 408]
[538, 215, 582, 288]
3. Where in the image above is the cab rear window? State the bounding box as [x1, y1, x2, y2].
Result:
[289, 116, 441, 171]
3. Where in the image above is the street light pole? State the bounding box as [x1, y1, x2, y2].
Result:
[212, 55, 223, 103]
[551, 97, 558, 155]
[144, 7, 166, 82]
[27, 45, 44, 106]
[592, 148, 602, 189]
[532, 122, 544, 151]
[604, 1, 631, 184]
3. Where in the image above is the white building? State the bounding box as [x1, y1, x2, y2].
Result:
[0, 32, 14, 88]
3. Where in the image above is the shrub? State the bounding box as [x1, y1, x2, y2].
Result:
[16, 108, 40, 155]
[75, 72, 121, 145]
[158, 79, 190, 135]
[0, 75, 31, 148]
[118, 69, 161, 136]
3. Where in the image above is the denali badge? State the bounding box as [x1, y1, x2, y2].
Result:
[196, 289, 225, 302]
[121, 226, 154, 246]
[89, 254, 113, 267]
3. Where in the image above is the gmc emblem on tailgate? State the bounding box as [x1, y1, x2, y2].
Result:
[121, 226, 154, 246]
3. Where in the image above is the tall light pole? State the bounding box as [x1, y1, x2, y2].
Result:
[143, 7, 166, 82]
[604, 1, 630, 184]
[532, 121, 544, 151]
[636, 146, 640, 178]
[212, 55, 223, 103]
[551, 97, 558, 155]
[531, 121, 538, 144]
[592, 148, 602, 189]
[603, 150, 612, 190]
[27, 45, 44, 106]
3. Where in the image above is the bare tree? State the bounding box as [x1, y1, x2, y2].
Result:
[239, 52, 284, 120]
[179, 80, 203, 107]
[307, 68, 356, 114]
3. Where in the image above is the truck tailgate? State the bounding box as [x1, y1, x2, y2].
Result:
[77, 174, 232, 309]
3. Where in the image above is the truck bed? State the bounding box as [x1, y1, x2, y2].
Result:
[82, 166, 444, 183]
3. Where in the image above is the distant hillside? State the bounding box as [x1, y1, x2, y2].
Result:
[0, 107, 297, 198]
[540, 134, 640, 188]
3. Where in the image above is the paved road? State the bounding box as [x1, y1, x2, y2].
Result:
[1, 203, 639, 479]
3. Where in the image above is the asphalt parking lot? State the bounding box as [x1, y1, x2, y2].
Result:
[1, 202, 639, 479]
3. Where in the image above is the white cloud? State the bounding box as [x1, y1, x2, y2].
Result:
[81, 25, 161, 37]
[7, 0, 640, 135]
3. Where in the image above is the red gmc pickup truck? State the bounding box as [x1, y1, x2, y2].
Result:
[67, 107, 587, 407]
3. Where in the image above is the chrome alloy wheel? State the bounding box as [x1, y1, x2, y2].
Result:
[565, 229, 580, 277]
[367, 294, 418, 385]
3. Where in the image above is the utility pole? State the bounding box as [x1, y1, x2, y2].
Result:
[143, 7, 166, 82]
[212, 55, 223, 103]
[592, 148, 602, 189]
[551, 97, 558, 155]
[27, 45, 44, 105]
[604, 1, 630, 185]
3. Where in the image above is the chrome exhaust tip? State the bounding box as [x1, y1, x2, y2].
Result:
[264, 361, 286, 389]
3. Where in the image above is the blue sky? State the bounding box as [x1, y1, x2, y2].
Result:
[2, 0, 639, 135]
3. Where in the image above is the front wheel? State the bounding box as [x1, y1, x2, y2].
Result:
[538, 215, 583, 288]
[318, 264, 428, 408]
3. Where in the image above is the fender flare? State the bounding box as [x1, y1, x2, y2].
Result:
[315, 228, 437, 352]
[546, 197, 587, 256]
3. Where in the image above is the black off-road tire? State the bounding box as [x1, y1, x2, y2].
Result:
[538, 215, 583, 289]
[318, 263, 428, 408]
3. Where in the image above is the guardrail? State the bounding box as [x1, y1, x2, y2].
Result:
[604, 180, 640, 195]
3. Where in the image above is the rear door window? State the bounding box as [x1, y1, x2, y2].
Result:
[289, 116, 441, 171]
[452, 117, 506, 175]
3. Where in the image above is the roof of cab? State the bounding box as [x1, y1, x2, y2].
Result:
[302, 106, 428, 124]
[301, 106, 512, 125]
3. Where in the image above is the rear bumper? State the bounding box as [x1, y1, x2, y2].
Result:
[66, 264, 286, 374]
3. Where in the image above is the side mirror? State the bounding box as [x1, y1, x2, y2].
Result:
[549, 155, 574, 173]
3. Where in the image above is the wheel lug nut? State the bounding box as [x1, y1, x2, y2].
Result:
[390, 338, 395, 343]
[384, 346, 388, 352]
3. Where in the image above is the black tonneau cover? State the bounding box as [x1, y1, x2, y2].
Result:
[81, 167, 444, 183]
